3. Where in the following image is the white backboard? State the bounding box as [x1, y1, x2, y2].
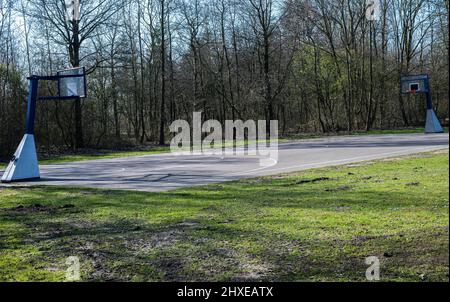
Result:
[57, 67, 87, 98]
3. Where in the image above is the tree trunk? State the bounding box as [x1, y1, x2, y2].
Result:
[71, 20, 84, 149]
[159, 0, 167, 145]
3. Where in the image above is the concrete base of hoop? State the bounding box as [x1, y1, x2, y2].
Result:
[425, 109, 444, 134]
[1, 134, 40, 183]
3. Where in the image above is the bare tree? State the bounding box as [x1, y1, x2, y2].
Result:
[30, 0, 125, 148]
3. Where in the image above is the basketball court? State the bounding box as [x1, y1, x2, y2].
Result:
[1, 69, 447, 192]
[1, 133, 447, 192]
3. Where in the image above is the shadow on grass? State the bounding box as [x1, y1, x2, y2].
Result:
[0, 185, 448, 281]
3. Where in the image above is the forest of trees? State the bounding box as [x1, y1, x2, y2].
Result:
[0, 0, 448, 160]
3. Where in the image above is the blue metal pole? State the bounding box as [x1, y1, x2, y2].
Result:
[425, 92, 433, 111]
[25, 77, 39, 135]
[424, 76, 433, 111]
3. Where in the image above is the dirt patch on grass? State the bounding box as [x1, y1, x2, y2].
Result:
[297, 177, 335, 184]
[122, 222, 201, 254]
[1, 203, 75, 214]
[325, 186, 352, 192]
[73, 242, 119, 281]
[124, 229, 184, 252]
[233, 262, 272, 281]
[120, 222, 274, 281]
[348, 228, 449, 280]
[284, 177, 338, 187]
[177, 221, 200, 227]
[211, 246, 273, 281]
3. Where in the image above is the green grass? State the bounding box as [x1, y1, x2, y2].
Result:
[0, 150, 448, 282]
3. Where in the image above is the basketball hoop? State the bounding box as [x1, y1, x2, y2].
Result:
[1, 67, 88, 183]
[399, 73, 444, 134]
[408, 83, 420, 94]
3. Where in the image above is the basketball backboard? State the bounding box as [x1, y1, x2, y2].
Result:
[401, 74, 429, 94]
[57, 67, 87, 98]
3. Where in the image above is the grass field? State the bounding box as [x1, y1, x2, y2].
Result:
[0, 150, 448, 282]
